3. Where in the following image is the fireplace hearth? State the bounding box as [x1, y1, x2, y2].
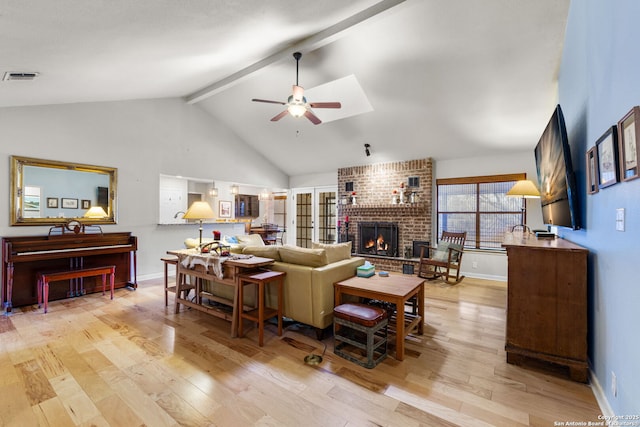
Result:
[358, 222, 399, 257]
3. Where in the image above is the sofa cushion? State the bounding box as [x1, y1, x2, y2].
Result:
[311, 241, 352, 263]
[236, 234, 265, 246]
[278, 245, 328, 267]
[242, 245, 281, 261]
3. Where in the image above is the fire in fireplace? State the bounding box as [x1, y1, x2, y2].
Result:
[358, 222, 399, 257]
[364, 235, 388, 252]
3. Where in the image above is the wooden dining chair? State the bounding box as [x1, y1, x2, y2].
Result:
[261, 223, 279, 245]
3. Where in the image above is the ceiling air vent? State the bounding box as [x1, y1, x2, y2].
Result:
[3, 72, 40, 81]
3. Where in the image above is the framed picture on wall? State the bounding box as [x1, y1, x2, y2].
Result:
[219, 200, 231, 218]
[596, 126, 619, 189]
[47, 197, 59, 208]
[23, 186, 41, 211]
[22, 186, 41, 218]
[62, 198, 79, 209]
[81, 199, 91, 209]
[617, 106, 640, 181]
[586, 146, 599, 194]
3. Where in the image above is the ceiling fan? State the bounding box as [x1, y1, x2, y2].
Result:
[252, 52, 341, 125]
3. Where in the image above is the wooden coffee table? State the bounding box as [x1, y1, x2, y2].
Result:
[334, 274, 425, 361]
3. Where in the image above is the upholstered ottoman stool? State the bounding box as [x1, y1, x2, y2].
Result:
[333, 303, 388, 368]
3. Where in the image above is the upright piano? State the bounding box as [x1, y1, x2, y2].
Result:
[2, 231, 137, 313]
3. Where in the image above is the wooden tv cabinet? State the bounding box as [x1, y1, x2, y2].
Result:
[502, 233, 588, 382]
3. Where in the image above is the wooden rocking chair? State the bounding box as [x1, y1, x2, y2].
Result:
[418, 231, 467, 284]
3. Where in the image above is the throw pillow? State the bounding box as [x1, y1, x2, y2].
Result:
[184, 238, 199, 249]
[432, 241, 452, 262]
[449, 243, 463, 262]
[237, 234, 265, 246]
[311, 241, 352, 263]
[242, 245, 281, 261]
[278, 245, 328, 267]
[225, 235, 239, 244]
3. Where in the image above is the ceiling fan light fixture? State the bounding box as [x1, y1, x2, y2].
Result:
[252, 51, 340, 125]
[288, 103, 307, 118]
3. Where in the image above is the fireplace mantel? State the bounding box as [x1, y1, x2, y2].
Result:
[342, 203, 427, 216]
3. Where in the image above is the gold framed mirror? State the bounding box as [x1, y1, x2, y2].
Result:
[10, 156, 118, 226]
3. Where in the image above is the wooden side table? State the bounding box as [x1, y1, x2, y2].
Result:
[161, 256, 178, 306]
[237, 270, 286, 346]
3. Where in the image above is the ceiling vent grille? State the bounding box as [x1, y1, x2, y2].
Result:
[3, 72, 40, 81]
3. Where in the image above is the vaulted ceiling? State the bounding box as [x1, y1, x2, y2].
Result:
[0, 0, 570, 176]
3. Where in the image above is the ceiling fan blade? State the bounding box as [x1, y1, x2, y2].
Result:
[309, 102, 341, 109]
[252, 98, 286, 105]
[270, 110, 289, 122]
[304, 110, 322, 125]
[292, 85, 304, 102]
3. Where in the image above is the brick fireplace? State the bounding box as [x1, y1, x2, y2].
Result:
[337, 158, 433, 272]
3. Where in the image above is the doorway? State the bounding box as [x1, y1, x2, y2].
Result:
[291, 187, 337, 248]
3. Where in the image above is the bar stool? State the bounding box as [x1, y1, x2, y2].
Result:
[333, 303, 388, 369]
[161, 256, 178, 306]
[237, 270, 286, 346]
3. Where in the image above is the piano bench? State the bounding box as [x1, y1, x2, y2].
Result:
[37, 265, 116, 313]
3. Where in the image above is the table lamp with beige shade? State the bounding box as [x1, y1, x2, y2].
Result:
[506, 179, 540, 233]
[183, 201, 216, 249]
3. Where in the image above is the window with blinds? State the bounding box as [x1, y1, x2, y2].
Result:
[437, 173, 526, 249]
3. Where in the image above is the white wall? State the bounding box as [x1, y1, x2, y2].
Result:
[289, 171, 337, 188]
[0, 98, 288, 279]
[558, 0, 640, 416]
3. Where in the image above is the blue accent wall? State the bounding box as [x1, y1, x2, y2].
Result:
[558, 0, 640, 415]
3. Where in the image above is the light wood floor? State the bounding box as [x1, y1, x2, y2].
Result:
[0, 276, 602, 426]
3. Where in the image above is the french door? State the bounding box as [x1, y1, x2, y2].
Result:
[290, 187, 337, 248]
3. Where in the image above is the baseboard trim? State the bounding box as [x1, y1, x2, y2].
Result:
[462, 272, 507, 282]
[590, 368, 613, 418]
[138, 272, 165, 282]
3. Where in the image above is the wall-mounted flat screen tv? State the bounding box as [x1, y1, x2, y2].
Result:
[534, 104, 580, 230]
